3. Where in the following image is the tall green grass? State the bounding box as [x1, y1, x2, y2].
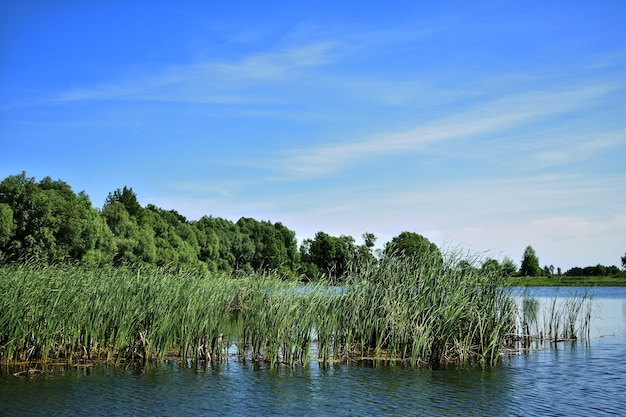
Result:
[0, 251, 592, 368]
[513, 288, 592, 347]
[334, 252, 517, 366]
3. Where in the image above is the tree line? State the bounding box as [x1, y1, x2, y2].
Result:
[516, 245, 625, 278]
[0, 173, 438, 281]
[1, 173, 623, 280]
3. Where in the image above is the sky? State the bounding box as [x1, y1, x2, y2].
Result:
[1, 1, 625, 270]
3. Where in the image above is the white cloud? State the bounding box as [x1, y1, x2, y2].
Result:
[533, 130, 626, 167]
[54, 41, 340, 104]
[165, 180, 248, 198]
[233, 172, 626, 268]
[213, 41, 338, 79]
[270, 83, 619, 178]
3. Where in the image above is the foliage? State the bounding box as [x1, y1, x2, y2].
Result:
[564, 264, 624, 277]
[0, 173, 302, 276]
[520, 245, 541, 277]
[506, 274, 626, 286]
[1, 172, 618, 282]
[299, 231, 377, 282]
[0, 252, 522, 367]
[500, 257, 517, 277]
[0, 203, 15, 250]
[383, 231, 442, 265]
[0, 173, 110, 263]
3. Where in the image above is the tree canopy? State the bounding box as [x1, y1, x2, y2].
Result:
[519, 245, 541, 277]
[0, 172, 373, 280]
[4, 172, 620, 281]
[383, 231, 442, 266]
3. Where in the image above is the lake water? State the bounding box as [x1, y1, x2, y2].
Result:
[2, 287, 625, 416]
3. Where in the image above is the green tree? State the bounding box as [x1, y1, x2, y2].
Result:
[500, 257, 517, 277]
[520, 245, 541, 276]
[363, 232, 377, 251]
[0, 172, 52, 261]
[102, 198, 156, 266]
[193, 216, 225, 272]
[80, 213, 117, 267]
[144, 205, 202, 271]
[300, 232, 356, 282]
[38, 177, 105, 262]
[0, 203, 15, 250]
[105, 186, 145, 224]
[236, 217, 298, 273]
[0, 172, 113, 264]
[622, 252, 626, 270]
[481, 258, 501, 274]
[354, 232, 378, 266]
[384, 231, 442, 265]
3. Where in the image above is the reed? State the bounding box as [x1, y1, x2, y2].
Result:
[511, 288, 593, 347]
[0, 251, 591, 368]
[338, 251, 517, 366]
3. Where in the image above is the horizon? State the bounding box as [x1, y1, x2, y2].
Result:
[2, 1, 625, 271]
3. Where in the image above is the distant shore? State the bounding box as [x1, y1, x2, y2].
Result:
[505, 275, 626, 286]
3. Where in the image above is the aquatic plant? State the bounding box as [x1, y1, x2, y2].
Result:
[511, 287, 593, 347]
[0, 252, 592, 368]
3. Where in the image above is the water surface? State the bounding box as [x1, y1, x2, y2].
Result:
[2, 287, 624, 416]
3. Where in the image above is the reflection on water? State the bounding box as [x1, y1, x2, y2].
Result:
[2, 287, 625, 417]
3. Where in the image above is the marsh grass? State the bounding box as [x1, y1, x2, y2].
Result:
[0, 251, 593, 368]
[512, 288, 593, 349]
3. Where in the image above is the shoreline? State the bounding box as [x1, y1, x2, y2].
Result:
[505, 276, 626, 286]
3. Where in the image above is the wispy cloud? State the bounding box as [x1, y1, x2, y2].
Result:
[211, 41, 338, 80]
[54, 41, 340, 104]
[270, 83, 619, 178]
[165, 180, 248, 198]
[533, 129, 626, 167]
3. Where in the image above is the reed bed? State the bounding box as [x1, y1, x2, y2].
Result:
[512, 288, 593, 348]
[334, 252, 517, 366]
[0, 253, 592, 368]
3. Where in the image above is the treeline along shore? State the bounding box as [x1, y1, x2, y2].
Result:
[0, 172, 611, 367]
[1, 172, 623, 282]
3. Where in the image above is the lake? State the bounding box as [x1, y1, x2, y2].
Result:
[1, 286, 625, 416]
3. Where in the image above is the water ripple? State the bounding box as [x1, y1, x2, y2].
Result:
[2, 293, 625, 417]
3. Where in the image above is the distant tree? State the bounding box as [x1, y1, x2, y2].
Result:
[595, 264, 606, 276]
[80, 214, 117, 267]
[102, 199, 156, 266]
[520, 245, 541, 276]
[236, 217, 299, 275]
[605, 265, 623, 276]
[0, 172, 51, 261]
[481, 258, 500, 274]
[105, 186, 145, 224]
[0, 172, 109, 263]
[352, 232, 378, 267]
[622, 252, 626, 270]
[565, 266, 584, 277]
[363, 232, 377, 250]
[500, 257, 517, 277]
[142, 205, 201, 271]
[300, 231, 356, 282]
[384, 231, 442, 265]
[457, 259, 477, 273]
[193, 216, 228, 272]
[0, 203, 15, 250]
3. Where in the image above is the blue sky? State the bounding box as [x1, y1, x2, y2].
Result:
[2, 1, 625, 270]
